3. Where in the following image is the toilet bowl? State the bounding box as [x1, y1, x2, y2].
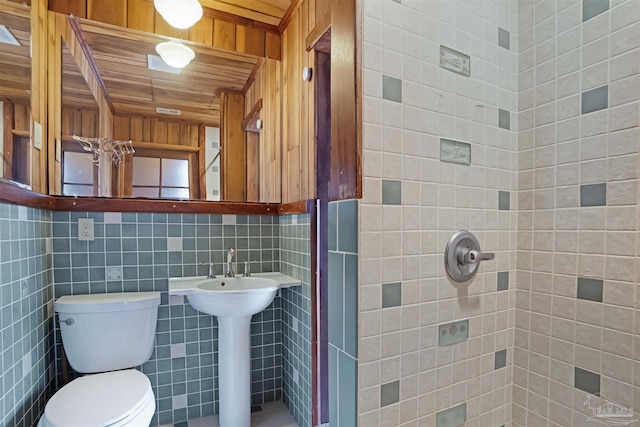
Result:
[39, 292, 161, 427]
[37, 370, 155, 427]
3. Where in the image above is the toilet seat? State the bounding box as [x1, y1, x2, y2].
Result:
[40, 369, 155, 427]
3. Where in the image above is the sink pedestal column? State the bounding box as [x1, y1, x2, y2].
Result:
[217, 315, 251, 427]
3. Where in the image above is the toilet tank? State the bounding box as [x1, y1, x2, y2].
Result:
[55, 292, 161, 373]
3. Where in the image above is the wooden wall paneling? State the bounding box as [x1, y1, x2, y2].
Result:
[330, 0, 359, 200]
[127, 0, 155, 33]
[48, 0, 87, 18]
[197, 124, 205, 199]
[272, 59, 282, 202]
[81, 110, 96, 136]
[236, 25, 265, 57]
[299, 0, 310, 201]
[189, 14, 214, 45]
[246, 132, 258, 202]
[142, 118, 151, 142]
[3, 101, 13, 178]
[188, 124, 200, 147]
[130, 117, 143, 141]
[220, 92, 245, 202]
[32, 0, 49, 193]
[112, 115, 130, 140]
[279, 30, 289, 202]
[13, 104, 29, 131]
[315, 0, 330, 26]
[152, 119, 168, 144]
[167, 122, 180, 144]
[213, 19, 236, 51]
[87, 0, 126, 27]
[47, 12, 63, 195]
[265, 32, 281, 60]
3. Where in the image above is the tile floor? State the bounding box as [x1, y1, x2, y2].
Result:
[166, 401, 299, 427]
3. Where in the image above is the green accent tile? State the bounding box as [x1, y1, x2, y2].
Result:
[575, 367, 600, 394]
[581, 183, 606, 207]
[337, 200, 358, 253]
[380, 380, 400, 407]
[440, 138, 471, 165]
[497, 272, 509, 291]
[438, 319, 469, 346]
[328, 252, 344, 349]
[498, 27, 510, 50]
[382, 282, 402, 308]
[577, 277, 604, 302]
[498, 191, 510, 210]
[382, 75, 402, 103]
[328, 203, 337, 252]
[338, 352, 357, 427]
[498, 108, 511, 130]
[382, 180, 402, 205]
[436, 403, 467, 427]
[583, 0, 609, 21]
[344, 254, 358, 358]
[494, 349, 507, 370]
[582, 85, 608, 114]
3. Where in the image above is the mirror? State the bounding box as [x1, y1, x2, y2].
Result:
[52, 9, 274, 202]
[0, 2, 32, 190]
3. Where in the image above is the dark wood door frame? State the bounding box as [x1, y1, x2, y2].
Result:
[312, 51, 331, 426]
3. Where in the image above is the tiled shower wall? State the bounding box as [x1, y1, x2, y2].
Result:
[514, 0, 640, 425]
[279, 213, 313, 427]
[360, 0, 518, 424]
[51, 211, 289, 426]
[328, 200, 358, 426]
[0, 203, 54, 427]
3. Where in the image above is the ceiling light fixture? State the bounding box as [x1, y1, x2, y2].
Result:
[153, 0, 203, 30]
[156, 40, 195, 68]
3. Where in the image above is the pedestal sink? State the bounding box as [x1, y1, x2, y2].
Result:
[168, 273, 300, 427]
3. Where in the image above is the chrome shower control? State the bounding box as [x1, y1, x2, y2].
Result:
[444, 230, 495, 283]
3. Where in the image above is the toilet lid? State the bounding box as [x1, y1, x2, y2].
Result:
[44, 369, 153, 427]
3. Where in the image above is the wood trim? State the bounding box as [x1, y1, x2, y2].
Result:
[3, 101, 14, 178]
[12, 129, 30, 137]
[277, 199, 314, 215]
[242, 58, 265, 94]
[0, 180, 55, 210]
[278, 0, 304, 34]
[198, 124, 206, 201]
[305, 13, 330, 52]
[329, 0, 359, 201]
[313, 50, 331, 425]
[214, 87, 245, 98]
[67, 15, 115, 115]
[200, 3, 280, 34]
[241, 99, 263, 132]
[355, 0, 363, 199]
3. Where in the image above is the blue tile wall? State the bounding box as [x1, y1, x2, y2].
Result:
[51, 212, 284, 425]
[327, 200, 358, 427]
[0, 203, 55, 427]
[279, 214, 312, 427]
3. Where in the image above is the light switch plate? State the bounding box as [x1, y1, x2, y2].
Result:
[33, 121, 42, 150]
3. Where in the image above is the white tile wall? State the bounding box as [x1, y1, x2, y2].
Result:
[360, 0, 518, 424]
[515, 0, 640, 425]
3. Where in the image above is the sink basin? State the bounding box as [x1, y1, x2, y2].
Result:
[168, 273, 300, 427]
[186, 277, 278, 317]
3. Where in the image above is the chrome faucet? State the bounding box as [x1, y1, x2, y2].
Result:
[225, 248, 236, 277]
[199, 261, 216, 279]
[243, 261, 251, 277]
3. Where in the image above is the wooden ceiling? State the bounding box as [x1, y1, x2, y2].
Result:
[0, 5, 30, 104]
[200, 0, 293, 26]
[73, 18, 259, 125]
[1, 0, 296, 125]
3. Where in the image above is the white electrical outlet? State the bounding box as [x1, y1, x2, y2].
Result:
[106, 267, 122, 281]
[78, 218, 94, 241]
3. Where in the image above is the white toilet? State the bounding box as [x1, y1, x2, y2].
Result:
[38, 292, 161, 427]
